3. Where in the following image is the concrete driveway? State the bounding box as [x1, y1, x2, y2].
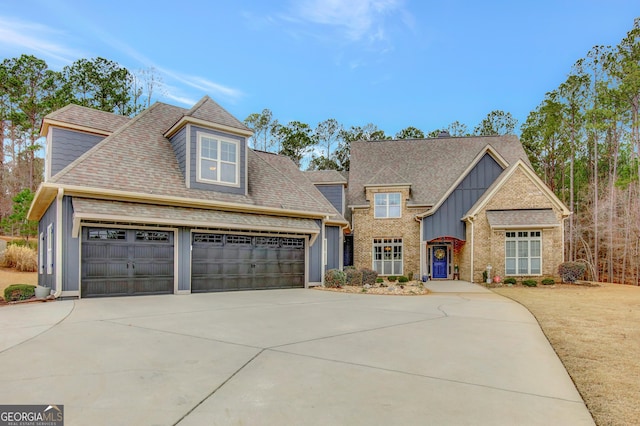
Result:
[0, 282, 594, 425]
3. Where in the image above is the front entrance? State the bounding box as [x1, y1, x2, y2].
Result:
[432, 245, 448, 279]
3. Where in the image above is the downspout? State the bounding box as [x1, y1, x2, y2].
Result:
[469, 216, 475, 283]
[54, 188, 64, 298]
[419, 216, 424, 278]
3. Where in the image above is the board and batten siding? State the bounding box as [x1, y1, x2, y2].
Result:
[38, 200, 57, 290]
[188, 125, 246, 195]
[169, 126, 187, 177]
[325, 225, 341, 271]
[315, 185, 344, 215]
[50, 128, 104, 177]
[308, 220, 324, 283]
[423, 153, 504, 241]
[63, 196, 80, 292]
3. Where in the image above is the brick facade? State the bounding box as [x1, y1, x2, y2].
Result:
[351, 167, 567, 283]
[460, 167, 565, 283]
[352, 186, 421, 277]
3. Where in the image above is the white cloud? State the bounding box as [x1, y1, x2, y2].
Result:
[87, 32, 244, 104]
[0, 16, 82, 64]
[291, 0, 404, 42]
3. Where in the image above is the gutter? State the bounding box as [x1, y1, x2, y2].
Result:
[29, 182, 337, 222]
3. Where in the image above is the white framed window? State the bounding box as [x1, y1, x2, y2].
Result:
[374, 193, 401, 218]
[197, 132, 239, 186]
[46, 224, 53, 275]
[505, 231, 541, 275]
[39, 232, 45, 274]
[373, 238, 403, 275]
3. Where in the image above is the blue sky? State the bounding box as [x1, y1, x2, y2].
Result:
[1, 0, 638, 137]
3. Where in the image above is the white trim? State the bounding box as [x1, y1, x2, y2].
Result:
[372, 237, 403, 276]
[39, 232, 45, 274]
[373, 192, 401, 219]
[185, 124, 191, 189]
[505, 230, 542, 276]
[196, 131, 241, 187]
[46, 223, 53, 275]
[164, 116, 253, 139]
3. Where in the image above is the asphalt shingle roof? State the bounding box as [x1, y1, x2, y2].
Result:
[43, 103, 131, 134]
[486, 209, 559, 227]
[304, 170, 348, 184]
[184, 96, 250, 132]
[347, 136, 530, 208]
[50, 98, 343, 219]
[73, 198, 321, 232]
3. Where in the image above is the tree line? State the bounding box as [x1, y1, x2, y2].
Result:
[0, 55, 163, 235]
[243, 108, 517, 170]
[521, 18, 640, 284]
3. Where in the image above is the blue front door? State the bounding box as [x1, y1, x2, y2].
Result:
[432, 246, 448, 279]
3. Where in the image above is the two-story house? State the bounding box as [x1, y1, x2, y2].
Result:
[28, 96, 347, 298]
[346, 136, 570, 283]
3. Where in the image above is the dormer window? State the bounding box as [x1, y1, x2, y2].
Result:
[374, 193, 401, 218]
[197, 132, 239, 186]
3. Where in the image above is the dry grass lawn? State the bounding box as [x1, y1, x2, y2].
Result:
[492, 283, 640, 426]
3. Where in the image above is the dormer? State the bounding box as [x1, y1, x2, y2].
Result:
[40, 104, 130, 181]
[164, 96, 253, 196]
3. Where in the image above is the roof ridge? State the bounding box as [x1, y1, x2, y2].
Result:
[50, 103, 164, 183]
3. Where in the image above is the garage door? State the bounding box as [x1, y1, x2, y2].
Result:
[81, 228, 174, 297]
[191, 233, 305, 292]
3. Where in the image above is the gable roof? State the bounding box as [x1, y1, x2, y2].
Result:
[33, 99, 345, 223]
[462, 159, 571, 220]
[347, 135, 530, 208]
[304, 170, 348, 185]
[184, 95, 250, 131]
[164, 95, 251, 137]
[40, 103, 131, 136]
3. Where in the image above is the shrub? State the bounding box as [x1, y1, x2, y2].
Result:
[3, 284, 35, 301]
[345, 268, 363, 286]
[504, 277, 517, 285]
[387, 276, 397, 282]
[398, 276, 409, 283]
[1, 245, 38, 272]
[558, 262, 586, 283]
[375, 277, 384, 283]
[7, 239, 38, 250]
[360, 268, 378, 286]
[324, 269, 346, 288]
[541, 278, 555, 285]
[522, 279, 537, 287]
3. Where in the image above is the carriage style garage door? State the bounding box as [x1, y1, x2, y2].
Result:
[81, 227, 174, 297]
[191, 233, 305, 292]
